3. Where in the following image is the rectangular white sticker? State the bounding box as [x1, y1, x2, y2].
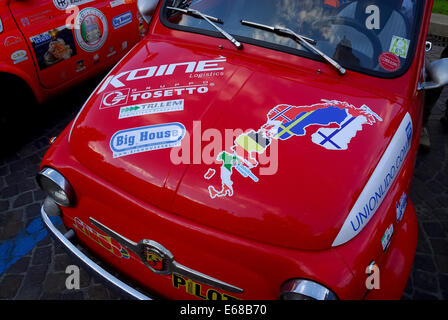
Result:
[110, 0, 125, 7]
[119, 99, 184, 119]
[389, 36, 410, 58]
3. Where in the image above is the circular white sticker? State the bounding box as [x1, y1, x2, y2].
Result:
[74, 7, 108, 52]
[53, 0, 69, 10]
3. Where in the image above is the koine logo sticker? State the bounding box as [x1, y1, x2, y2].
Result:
[97, 57, 226, 93]
[110, 123, 186, 158]
[74, 7, 108, 52]
[112, 11, 132, 29]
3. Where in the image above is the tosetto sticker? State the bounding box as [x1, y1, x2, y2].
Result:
[100, 84, 210, 110]
[110, 123, 186, 158]
[74, 7, 108, 52]
[207, 100, 382, 199]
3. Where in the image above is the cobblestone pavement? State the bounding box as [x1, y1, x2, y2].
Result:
[1, 47, 448, 300]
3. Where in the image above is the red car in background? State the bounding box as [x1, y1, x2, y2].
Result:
[37, 0, 448, 300]
[0, 0, 147, 123]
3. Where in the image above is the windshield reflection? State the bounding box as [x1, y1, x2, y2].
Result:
[165, 0, 421, 76]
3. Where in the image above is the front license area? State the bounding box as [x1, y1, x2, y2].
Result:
[172, 273, 239, 300]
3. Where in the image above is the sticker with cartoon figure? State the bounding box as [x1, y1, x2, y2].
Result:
[207, 100, 382, 199]
[30, 26, 77, 70]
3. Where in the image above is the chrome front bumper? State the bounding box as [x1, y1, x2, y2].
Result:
[40, 198, 152, 300]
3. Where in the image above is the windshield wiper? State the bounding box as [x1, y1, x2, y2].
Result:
[241, 19, 345, 75]
[167, 6, 243, 49]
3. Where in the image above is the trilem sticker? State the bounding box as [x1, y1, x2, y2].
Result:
[378, 52, 400, 72]
[110, 123, 186, 158]
[389, 36, 410, 58]
[119, 99, 184, 119]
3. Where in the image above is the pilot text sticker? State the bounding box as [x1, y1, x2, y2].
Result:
[207, 100, 382, 199]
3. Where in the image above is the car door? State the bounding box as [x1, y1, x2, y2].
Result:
[8, 0, 143, 90]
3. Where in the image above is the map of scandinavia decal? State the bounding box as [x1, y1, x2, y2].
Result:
[206, 99, 383, 199]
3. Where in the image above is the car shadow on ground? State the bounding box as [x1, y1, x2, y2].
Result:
[1, 73, 106, 159]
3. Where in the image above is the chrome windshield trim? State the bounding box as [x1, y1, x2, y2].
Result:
[41, 202, 152, 300]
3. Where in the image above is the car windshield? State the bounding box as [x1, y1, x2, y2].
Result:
[163, 0, 423, 77]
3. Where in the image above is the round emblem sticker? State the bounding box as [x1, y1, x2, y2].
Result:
[74, 8, 108, 52]
[378, 52, 401, 72]
[53, 0, 69, 10]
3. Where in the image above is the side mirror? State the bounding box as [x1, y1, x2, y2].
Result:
[419, 58, 448, 90]
[137, 0, 160, 24]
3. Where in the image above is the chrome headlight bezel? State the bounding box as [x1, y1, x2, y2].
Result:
[280, 279, 338, 300]
[36, 167, 75, 207]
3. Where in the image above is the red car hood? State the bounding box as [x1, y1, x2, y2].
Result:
[69, 39, 404, 250]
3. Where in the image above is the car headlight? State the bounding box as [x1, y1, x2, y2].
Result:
[36, 167, 75, 207]
[280, 279, 338, 300]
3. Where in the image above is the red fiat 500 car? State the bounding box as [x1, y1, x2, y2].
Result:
[0, 0, 147, 121]
[37, 0, 448, 300]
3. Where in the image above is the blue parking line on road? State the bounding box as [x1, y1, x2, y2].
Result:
[0, 216, 62, 275]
